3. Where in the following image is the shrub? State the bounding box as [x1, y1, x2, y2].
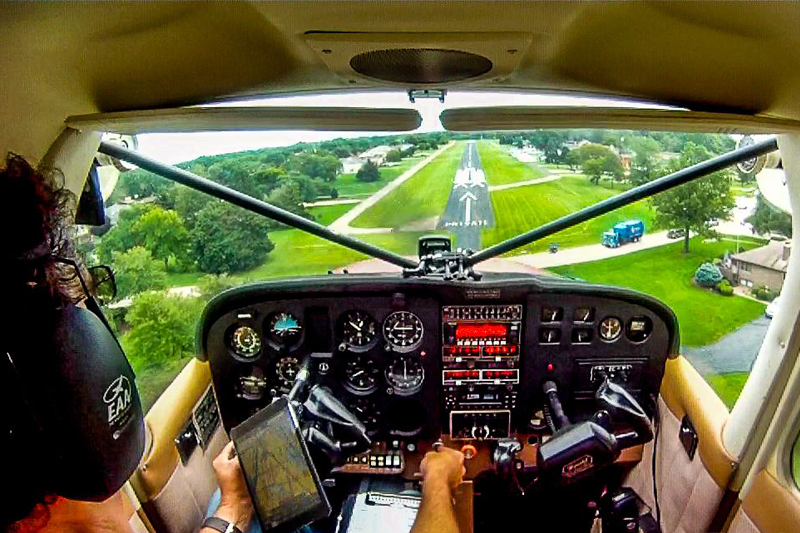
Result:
[717, 279, 733, 296]
[753, 285, 778, 302]
[356, 160, 381, 182]
[695, 262, 723, 288]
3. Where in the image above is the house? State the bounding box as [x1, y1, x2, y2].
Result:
[340, 156, 366, 174]
[359, 145, 393, 165]
[729, 239, 792, 292]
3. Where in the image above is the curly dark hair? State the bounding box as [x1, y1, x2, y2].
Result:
[1, 153, 80, 306]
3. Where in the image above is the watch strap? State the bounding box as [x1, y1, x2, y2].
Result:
[202, 516, 243, 533]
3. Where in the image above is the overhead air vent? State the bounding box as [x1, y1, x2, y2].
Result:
[349, 48, 492, 84]
[305, 32, 532, 87]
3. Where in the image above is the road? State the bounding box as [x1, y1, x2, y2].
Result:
[508, 230, 676, 269]
[328, 142, 454, 234]
[437, 141, 495, 251]
[683, 317, 770, 375]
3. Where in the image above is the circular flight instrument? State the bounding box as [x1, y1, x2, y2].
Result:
[385, 355, 424, 396]
[230, 325, 261, 360]
[339, 310, 378, 351]
[382, 311, 424, 352]
[275, 356, 300, 387]
[266, 312, 302, 349]
[598, 316, 623, 342]
[344, 354, 381, 395]
[349, 397, 381, 436]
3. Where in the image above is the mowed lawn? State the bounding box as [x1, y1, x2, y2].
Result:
[477, 140, 545, 185]
[483, 175, 654, 254]
[335, 152, 430, 197]
[308, 203, 355, 226]
[351, 142, 462, 228]
[549, 238, 766, 347]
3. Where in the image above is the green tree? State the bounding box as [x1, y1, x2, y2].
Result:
[265, 182, 313, 228]
[385, 149, 403, 163]
[628, 137, 663, 186]
[747, 196, 793, 237]
[356, 160, 381, 182]
[198, 274, 238, 300]
[287, 152, 342, 182]
[123, 292, 203, 367]
[527, 131, 569, 164]
[112, 246, 167, 298]
[582, 158, 606, 185]
[574, 143, 624, 184]
[174, 186, 213, 231]
[652, 143, 735, 253]
[96, 204, 154, 264]
[190, 202, 275, 274]
[132, 206, 190, 269]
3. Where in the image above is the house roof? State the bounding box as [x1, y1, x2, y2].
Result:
[732, 240, 792, 272]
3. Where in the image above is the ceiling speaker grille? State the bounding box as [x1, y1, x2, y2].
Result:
[350, 48, 493, 84]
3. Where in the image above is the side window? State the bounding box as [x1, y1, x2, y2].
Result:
[104, 275, 241, 413]
[794, 431, 800, 488]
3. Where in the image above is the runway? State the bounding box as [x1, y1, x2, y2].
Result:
[436, 142, 495, 251]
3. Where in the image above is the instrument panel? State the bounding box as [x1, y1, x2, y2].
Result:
[199, 273, 678, 477]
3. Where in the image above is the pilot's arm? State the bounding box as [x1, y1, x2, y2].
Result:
[410, 447, 466, 533]
[202, 441, 254, 533]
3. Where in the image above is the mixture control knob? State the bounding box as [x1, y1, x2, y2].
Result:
[460, 444, 477, 460]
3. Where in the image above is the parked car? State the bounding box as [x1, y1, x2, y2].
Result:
[766, 297, 781, 319]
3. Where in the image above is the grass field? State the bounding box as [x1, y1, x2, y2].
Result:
[309, 203, 355, 226]
[549, 238, 766, 347]
[477, 141, 546, 185]
[351, 143, 462, 228]
[166, 226, 424, 289]
[483, 175, 654, 254]
[335, 152, 429, 197]
[705, 372, 748, 409]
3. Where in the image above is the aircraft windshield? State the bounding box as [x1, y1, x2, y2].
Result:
[91, 112, 789, 435]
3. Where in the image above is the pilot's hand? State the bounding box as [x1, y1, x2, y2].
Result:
[419, 446, 466, 491]
[212, 441, 253, 531]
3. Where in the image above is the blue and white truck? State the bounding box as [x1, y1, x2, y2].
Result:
[601, 219, 645, 248]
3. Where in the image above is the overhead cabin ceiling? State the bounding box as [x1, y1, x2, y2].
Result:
[3, 1, 800, 161]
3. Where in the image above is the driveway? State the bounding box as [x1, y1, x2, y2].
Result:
[683, 316, 770, 375]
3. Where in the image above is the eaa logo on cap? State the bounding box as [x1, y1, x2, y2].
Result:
[103, 375, 132, 427]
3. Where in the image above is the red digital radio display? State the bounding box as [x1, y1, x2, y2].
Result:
[455, 323, 508, 340]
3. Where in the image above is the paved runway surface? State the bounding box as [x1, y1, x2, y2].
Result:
[437, 142, 495, 251]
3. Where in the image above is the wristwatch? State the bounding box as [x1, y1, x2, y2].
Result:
[202, 517, 244, 533]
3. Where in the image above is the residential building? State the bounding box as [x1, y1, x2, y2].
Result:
[728, 239, 791, 292]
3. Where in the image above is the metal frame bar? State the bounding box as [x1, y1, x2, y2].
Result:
[465, 137, 780, 266]
[97, 141, 418, 269]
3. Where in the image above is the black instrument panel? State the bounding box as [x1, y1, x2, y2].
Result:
[199, 273, 678, 454]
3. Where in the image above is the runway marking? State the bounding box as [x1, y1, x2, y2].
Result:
[460, 191, 477, 224]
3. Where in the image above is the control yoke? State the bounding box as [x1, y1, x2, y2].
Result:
[288, 357, 371, 467]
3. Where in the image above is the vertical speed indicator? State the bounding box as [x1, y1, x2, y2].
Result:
[383, 311, 424, 352]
